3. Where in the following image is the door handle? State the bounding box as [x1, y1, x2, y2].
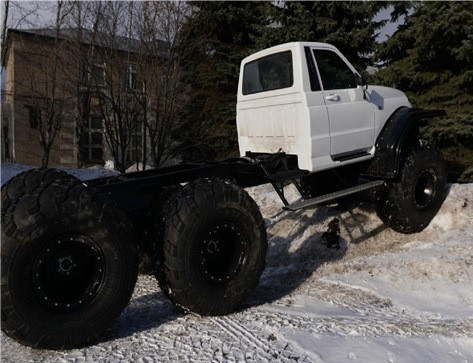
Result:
[325, 94, 340, 102]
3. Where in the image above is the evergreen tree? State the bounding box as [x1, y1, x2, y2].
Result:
[176, 1, 384, 161]
[374, 2, 473, 181]
[176, 2, 266, 161]
[255, 1, 385, 68]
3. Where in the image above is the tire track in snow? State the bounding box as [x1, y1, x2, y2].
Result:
[211, 315, 314, 362]
[211, 316, 275, 361]
[251, 279, 473, 339]
[253, 308, 473, 338]
[308, 279, 473, 337]
[307, 280, 401, 317]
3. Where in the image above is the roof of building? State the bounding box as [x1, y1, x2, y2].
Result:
[6, 27, 168, 55]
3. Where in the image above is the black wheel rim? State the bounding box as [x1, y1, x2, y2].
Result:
[413, 170, 436, 209]
[32, 236, 105, 311]
[200, 222, 246, 284]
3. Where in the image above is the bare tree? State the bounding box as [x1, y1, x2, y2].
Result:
[39, 1, 72, 167]
[49, 1, 193, 172]
[14, 1, 75, 167]
[131, 1, 192, 169]
[66, 1, 103, 168]
[82, 1, 143, 173]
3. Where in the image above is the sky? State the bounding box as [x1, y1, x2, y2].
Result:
[374, 6, 403, 43]
[4, 1, 54, 30]
[3, 1, 402, 41]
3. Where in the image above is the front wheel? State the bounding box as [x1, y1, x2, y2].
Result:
[376, 141, 447, 234]
[156, 179, 267, 316]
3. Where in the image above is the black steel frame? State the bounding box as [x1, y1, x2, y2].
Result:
[87, 152, 301, 212]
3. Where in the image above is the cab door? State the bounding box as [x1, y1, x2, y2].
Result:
[312, 48, 375, 160]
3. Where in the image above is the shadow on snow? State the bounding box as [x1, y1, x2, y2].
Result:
[101, 193, 389, 342]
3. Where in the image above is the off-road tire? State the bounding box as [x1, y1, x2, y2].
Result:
[376, 140, 447, 234]
[157, 178, 267, 316]
[1, 168, 72, 218]
[1, 170, 138, 349]
[153, 185, 182, 299]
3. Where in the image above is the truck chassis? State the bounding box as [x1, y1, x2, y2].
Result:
[1, 135, 447, 349]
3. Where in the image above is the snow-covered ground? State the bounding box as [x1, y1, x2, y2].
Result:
[0, 163, 118, 186]
[1, 163, 472, 362]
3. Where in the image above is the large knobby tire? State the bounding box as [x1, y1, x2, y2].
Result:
[157, 178, 267, 316]
[376, 141, 447, 234]
[1, 168, 72, 219]
[1, 170, 138, 349]
[153, 185, 182, 299]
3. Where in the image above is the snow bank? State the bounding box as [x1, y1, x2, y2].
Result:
[0, 163, 32, 185]
[125, 162, 155, 173]
[0, 162, 118, 186]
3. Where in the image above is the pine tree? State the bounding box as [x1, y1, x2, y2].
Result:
[176, 2, 266, 161]
[374, 2, 473, 181]
[255, 2, 385, 69]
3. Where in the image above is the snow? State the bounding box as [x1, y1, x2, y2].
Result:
[125, 162, 155, 173]
[0, 162, 118, 186]
[1, 163, 472, 362]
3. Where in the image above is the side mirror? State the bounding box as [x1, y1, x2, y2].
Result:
[355, 72, 368, 89]
[355, 72, 369, 100]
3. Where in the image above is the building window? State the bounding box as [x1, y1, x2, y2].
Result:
[80, 60, 89, 84]
[127, 64, 142, 91]
[27, 106, 41, 129]
[80, 59, 106, 87]
[126, 123, 143, 164]
[91, 61, 106, 87]
[80, 115, 103, 163]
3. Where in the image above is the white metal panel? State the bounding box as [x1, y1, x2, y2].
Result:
[310, 46, 376, 156]
[324, 87, 375, 155]
[236, 42, 411, 173]
[237, 43, 312, 170]
[272, 109, 284, 137]
[283, 108, 296, 137]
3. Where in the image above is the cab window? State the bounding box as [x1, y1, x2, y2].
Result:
[243, 51, 293, 95]
[313, 49, 357, 90]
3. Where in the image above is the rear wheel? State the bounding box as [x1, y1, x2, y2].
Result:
[376, 141, 447, 233]
[1, 168, 72, 219]
[1, 170, 138, 349]
[156, 178, 267, 315]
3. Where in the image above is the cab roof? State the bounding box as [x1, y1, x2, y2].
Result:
[241, 42, 338, 65]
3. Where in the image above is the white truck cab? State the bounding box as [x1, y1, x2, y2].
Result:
[236, 42, 411, 172]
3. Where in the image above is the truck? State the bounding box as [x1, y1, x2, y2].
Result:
[1, 42, 447, 349]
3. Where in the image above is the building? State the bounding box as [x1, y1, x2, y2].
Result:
[1, 28, 166, 169]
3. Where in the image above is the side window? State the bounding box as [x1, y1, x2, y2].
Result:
[243, 51, 293, 95]
[313, 49, 357, 90]
[304, 47, 321, 91]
